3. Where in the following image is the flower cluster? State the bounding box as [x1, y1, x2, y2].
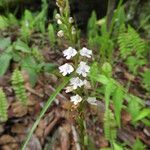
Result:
[56, 13, 76, 38]
[59, 47, 93, 105]
[55, 0, 76, 42]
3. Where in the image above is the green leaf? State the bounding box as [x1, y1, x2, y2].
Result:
[142, 119, 150, 126]
[102, 62, 112, 77]
[128, 97, 141, 120]
[0, 53, 12, 76]
[105, 81, 115, 109]
[21, 77, 70, 150]
[0, 37, 11, 50]
[113, 142, 124, 150]
[0, 16, 8, 29]
[133, 108, 150, 122]
[112, 87, 124, 127]
[132, 139, 146, 150]
[14, 40, 30, 53]
[90, 74, 109, 85]
[142, 69, 150, 89]
[48, 24, 56, 47]
[21, 56, 38, 86]
[43, 63, 56, 72]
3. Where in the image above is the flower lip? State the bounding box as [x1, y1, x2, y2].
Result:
[76, 61, 90, 77]
[70, 94, 82, 105]
[59, 63, 74, 76]
[80, 47, 92, 58]
[63, 47, 77, 60]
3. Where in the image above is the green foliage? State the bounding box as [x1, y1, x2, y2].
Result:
[0, 37, 11, 50]
[133, 108, 150, 122]
[113, 142, 124, 150]
[33, 0, 48, 33]
[20, 0, 48, 42]
[112, 87, 124, 128]
[127, 96, 150, 124]
[0, 15, 9, 29]
[0, 88, 8, 122]
[118, 25, 147, 74]
[142, 69, 150, 90]
[87, 11, 99, 48]
[20, 10, 34, 42]
[132, 139, 146, 150]
[11, 69, 27, 105]
[0, 53, 12, 76]
[104, 110, 117, 144]
[0, 37, 55, 86]
[90, 62, 125, 128]
[0, 13, 18, 30]
[48, 24, 56, 48]
[118, 25, 146, 59]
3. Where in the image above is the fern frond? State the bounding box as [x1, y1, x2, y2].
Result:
[118, 25, 146, 59]
[11, 69, 27, 105]
[0, 88, 8, 122]
[104, 109, 117, 144]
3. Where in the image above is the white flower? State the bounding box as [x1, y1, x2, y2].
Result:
[57, 30, 64, 37]
[63, 47, 77, 60]
[76, 61, 90, 77]
[70, 77, 84, 89]
[83, 79, 91, 89]
[55, 13, 61, 19]
[70, 94, 82, 105]
[59, 63, 74, 76]
[87, 97, 98, 105]
[80, 47, 92, 58]
[65, 86, 74, 93]
[57, 19, 62, 24]
[69, 17, 74, 23]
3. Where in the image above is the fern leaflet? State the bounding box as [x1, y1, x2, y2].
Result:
[11, 69, 27, 105]
[0, 88, 8, 122]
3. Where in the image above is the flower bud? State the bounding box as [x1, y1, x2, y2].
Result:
[69, 17, 74, 24]
[57, 19, 62, 25]
[55, 13, 61, 20]
[57, 30, 64, 37]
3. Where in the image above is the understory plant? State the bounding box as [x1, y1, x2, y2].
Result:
[21, 0, 149, 150]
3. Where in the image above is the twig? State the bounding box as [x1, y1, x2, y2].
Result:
[71, 125, 81, 150]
